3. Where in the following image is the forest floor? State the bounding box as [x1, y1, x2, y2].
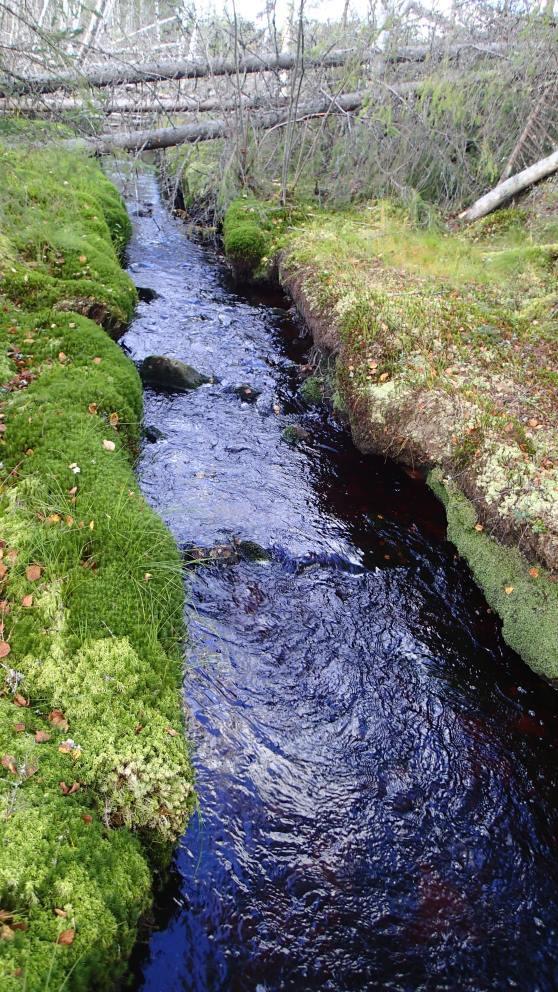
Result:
[220, 180, 558, 680]
[0, 143, 193, 990]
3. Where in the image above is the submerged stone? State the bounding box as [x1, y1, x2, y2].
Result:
[282, 424, 311, 445]
[233, 383, 262, 403]
[140, 355, 211, 392]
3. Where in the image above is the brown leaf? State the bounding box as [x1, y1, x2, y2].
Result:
[59, 781, 69, 795]
[57, 929, 75, 946]
[109, 412, 119, 427]
[54, 908, 67, 918]
[474, 523, 484, 532]
[25, 564, 42, 581]
[68, 782, 80, 795]
[82, 814, 93, 825]
[13, 693, 28, 707]
[21, 594, 33, 608]
[14, 722, 25, 733]
[49, 709, 69, 731]
[46, 514, 61, 525]
[529, 567, 539, 579]
[88, 403, 97, 415]
[58, 352, 67, 364]
[68, 486, 78, 496]
[0, 564, 7, 580]
[6, 550, 17, 563]
[0, 910, 12, 922]
[34, 730, 51, 744]
[0, 925, 15, 941]
[165, 726, 178, 737]
[504, 585, 514, 595]
[92, 357, 102, 365]
[1, 755, 17, 774]
[0, 642, 10, 659]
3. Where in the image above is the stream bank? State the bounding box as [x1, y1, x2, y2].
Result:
[217, 189, 558, 681]
[0, 146, 193, 989]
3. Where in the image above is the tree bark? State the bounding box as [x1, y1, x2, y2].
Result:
[64, 90, 375, 154]
[459, 148, 558, 222]
[0, 41, 507, 96]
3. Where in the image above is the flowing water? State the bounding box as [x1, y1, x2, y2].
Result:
[115, 164, 558, 992]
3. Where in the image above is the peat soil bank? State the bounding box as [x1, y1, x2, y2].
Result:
[118, 164, 558, 992]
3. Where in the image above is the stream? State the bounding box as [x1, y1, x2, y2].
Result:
[115, 163, 558, 992]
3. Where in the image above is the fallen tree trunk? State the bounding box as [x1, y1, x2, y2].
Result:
[1, 41, 506, 96]
[1, 78, 424, 117]
[65, 90, 373, 153]
[459, 147, 558, 222]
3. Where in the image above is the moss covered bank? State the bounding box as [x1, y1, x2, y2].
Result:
[220, 188, 558, 682]
[0, 147, 194, 988]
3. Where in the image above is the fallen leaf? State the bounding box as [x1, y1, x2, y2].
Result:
[88, 403, 97, 415]
[58, 352, 67, 363]
[0, 564, 7, 580]
[57, 929, 75, 946]
[54, 908, 67, 918]
[0, 925, 14, 941]
[68, 486, 78, 496]
[49, 709, 69, 731]
[504, 585, 514, 595]
[474, 523, 484, 532]
[0, 642, 10, 659]
[46, 514, 61, 525]
[34, 730, 51, 744]
[165, 726, 178, 737]
[65, 515, 74, 527]
[143, 572, 152, 582]
[21, 594, 33, 608]
[379, 372, 390, 382]
[13, 694, 28, 707]
[26, 564, 42, 581]
[528, 418, 538, 428]
[79, 255, 87, 264]
[14, 722, 25, 733]
[109, 412, 119, 427]
[1, 755, 17, 774]
[529, 567, 539, 579]
[92, 357, 102, 365]
[68, 782, 80, 794]
[82, 814, 93, 825]
[58, 740, 75, 754]
[102, 439, 115, 452]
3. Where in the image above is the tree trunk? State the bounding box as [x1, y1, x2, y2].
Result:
[64, 90, 374, 154]
[459, 148, 558, 222]
[0, 41, 507, 96]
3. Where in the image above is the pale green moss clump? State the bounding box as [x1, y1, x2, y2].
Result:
[0, 145, 193, 989]
[429, 469, 558, 680]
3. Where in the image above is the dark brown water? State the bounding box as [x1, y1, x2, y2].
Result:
[116, 165, 558, 992]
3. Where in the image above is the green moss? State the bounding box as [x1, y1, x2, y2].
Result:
[223, 198, 270, 276]
[429, 469, 558, 680]
[298, 375, 323, 406]
[0, 143, 193, 988]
